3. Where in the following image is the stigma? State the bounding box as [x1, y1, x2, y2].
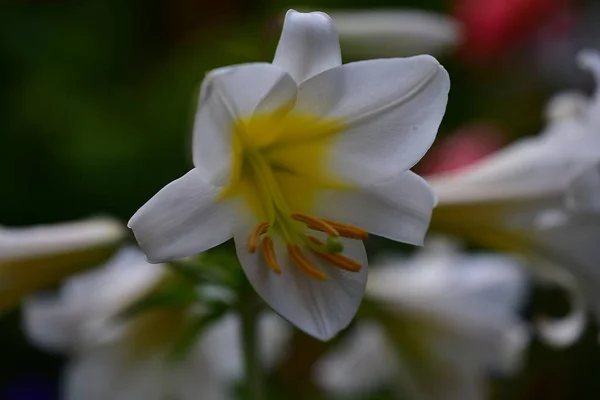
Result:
[247, 213, 368, 280]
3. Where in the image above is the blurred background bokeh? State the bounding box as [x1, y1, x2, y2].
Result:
[3, 0, 600, 399]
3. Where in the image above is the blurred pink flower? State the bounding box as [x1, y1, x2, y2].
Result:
[454, 0, 572, 62]
[418, 123, 507, 176]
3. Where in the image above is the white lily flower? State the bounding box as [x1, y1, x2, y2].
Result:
[314, 239, 529, 400]
[24, 248, 290, 400]
[428, 49, 600, 346]
[329, 9, 461, 58]
[128, 9, 450, 340]
[0, 217, 125, 311]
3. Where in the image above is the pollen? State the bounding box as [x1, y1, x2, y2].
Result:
[291, 213, 339, 237]
[261, 236, 282, 274]
[247, 212, 366, 280]
[305, 218, 369, 240]
[247, 222, 269, 253]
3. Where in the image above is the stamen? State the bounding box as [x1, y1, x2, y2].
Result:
[308, 236, 362, 272]
[261, 236, 282, 274]
[291, 213, 339, 237]
[307, 219, 368, 240]
[287, 244, 327, 280]
[247, 222, 270, 253]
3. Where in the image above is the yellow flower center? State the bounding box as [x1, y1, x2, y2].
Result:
[221, 110, 368, 279]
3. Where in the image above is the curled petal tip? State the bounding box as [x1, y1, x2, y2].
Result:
[536, 312, 586, 348]
[544, 91, 588, 122]
[577, 49, 600, 72]
[577, 49, 600, 90]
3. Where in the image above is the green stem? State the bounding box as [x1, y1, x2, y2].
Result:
[240, 290, 264, 400]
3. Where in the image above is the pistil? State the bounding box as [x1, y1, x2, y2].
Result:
[307, 236, 362, 272]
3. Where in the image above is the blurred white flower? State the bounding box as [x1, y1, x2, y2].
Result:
[0, 217, 125, 311]
[428, 49, 600, 346]
[129, 9, 449, 340]
[24, 248, 290, 400]
[329, 9, 461, 58]
[313, 239, 529, 400]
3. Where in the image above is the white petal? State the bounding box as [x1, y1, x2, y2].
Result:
[367, 251, 527, 321]
[192, 64, 297, 185]
[318, 171, 436, 246]
[233, 214, 367, 340]
[296, 56, 449, 184]
[64, 344, 226, 400]
[317, 249, 529, 399]
[23, 295, 77, 352]
[272, 10, 341, 83]
[0, 217, 124, 263]
[24, 248, 165, 351]
[0, 218, 125, 311]
[536, 288, 586, 348]
[544, 91, 588, 122]
[429, 124, 596, 204]
[313, 322, 398, 396]
[577, 49, 600, 124]
[430, 78, 600, 206]
[367, 249, 530, 371]
[330, 10, 460, 58]
[129, 169, 234, 263]
[566, 163, 600, 212]
[201, 313, 291, 381]
[525, 217, 600, 346]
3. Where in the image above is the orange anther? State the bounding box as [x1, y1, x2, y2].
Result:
[261, 236, 281, 274]
[287, 244, 327, 280]
[291, 213, 339, 237]
[307, 219, 368, 240]
[247, 222, 270, 253]
[307, 236, 362, 272]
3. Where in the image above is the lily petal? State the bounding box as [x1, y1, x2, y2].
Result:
[201, 313, 291, 381]
[318, 171, 436, 246]
[23, 295, 77, 352]
[566, 162, 600, 212]
[296, 56, 449, 184]
[64, 343, 227, 400]
[273, 10, 341, 83]
[536, 279, 586, 348]
[0, 217, 125, 311]
[192, 63, 297, 185]
[0, 217, 124, 263]
[234, 214, 367, 340]
[526, 215, 600, 345]
[330, 9, 460, 58]
[317, 249, 529, 400]
[24, 248, 166, 352]
[577, 49, 600, 124]
[313, 322, 398, 396]
[128, 169, 233, 263]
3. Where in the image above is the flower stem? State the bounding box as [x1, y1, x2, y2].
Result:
[240, 289, 264, 400]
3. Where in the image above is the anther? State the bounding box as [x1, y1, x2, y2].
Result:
[291, 213, 339, 237]
[287, 244, 327, 280]
[307, 219, 368, 240]
[308, 236, 362, 272]
[261, 236, 282, 274]
[247, 222, 270, 253]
